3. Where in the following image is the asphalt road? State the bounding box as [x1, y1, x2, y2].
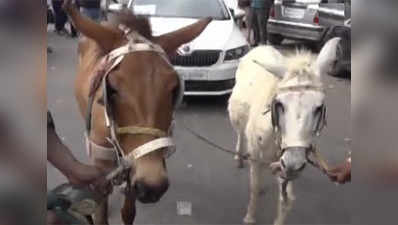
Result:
[47, 29, 352, 225]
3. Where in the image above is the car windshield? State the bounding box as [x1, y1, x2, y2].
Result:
[133, 0, 230, 20]
[285, 0, 321, 3]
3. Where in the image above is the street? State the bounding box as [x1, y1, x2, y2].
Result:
[47, 30, 352, 224]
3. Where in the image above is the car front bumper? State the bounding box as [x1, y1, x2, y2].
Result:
[175, 60, 239, 96]
[267, 19, 325, 42]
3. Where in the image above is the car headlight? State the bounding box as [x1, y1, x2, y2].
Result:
[224, 46, 250, 61]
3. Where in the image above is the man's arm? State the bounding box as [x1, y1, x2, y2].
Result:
[47, 112, 105, 185]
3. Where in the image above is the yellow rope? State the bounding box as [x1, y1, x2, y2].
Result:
[310, 146, 330, 172]
[117, 126, 167, 138]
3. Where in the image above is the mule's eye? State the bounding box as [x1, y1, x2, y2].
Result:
[275, 101, 284, 113]
[97, 86, 118, 105]
[108, 85, 118, 96]
[314, 104, 324, 114]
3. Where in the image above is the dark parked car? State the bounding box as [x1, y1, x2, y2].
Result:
[318, 0, 350, 77]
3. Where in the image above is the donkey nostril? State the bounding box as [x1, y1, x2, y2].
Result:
[135, 182, 147, 198]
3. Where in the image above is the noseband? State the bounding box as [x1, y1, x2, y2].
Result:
[85, 25, 180, 185]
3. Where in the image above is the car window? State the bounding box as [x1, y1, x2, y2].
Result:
[133, 0, 230, 20]
[293, 0, 322, 3]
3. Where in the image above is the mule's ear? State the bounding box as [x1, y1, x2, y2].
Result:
[63, 0, 122, 52]
[254, 60, 287, 79]
[153, 18, 212, 55]
[314, 37, 341, 77]
[265, 64, 287, 79]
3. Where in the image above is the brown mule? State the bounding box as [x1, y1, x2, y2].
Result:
[62, 1, 211, 224]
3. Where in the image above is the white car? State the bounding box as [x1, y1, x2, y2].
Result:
[125, 0, 249, 96]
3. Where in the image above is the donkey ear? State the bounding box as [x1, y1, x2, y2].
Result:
[153, 18, 212, 55]
[63, 1, 122, 52]
[314, 37, 341, 77]
[263, 64, 287, 79]
[254, 60, 287, 79]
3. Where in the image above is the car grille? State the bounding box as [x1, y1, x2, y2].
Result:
[170, 50, 221, 67]
[185, 79, 235, 92]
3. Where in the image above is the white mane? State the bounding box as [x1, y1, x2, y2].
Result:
[279, 50, 321, 87]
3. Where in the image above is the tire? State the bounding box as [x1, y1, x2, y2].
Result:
[324, 26, 351, 77]
[267, 33, 284, 45]
[327, 40, 345, 77]
[307, 41, 323, 52]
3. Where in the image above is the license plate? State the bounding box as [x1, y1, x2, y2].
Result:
[180, 71, 208, 80]
[283, 7, 305, 19]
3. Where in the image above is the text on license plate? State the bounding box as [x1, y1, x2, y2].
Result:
[283, 7, 305, 19]
[180, 71, 208, 80]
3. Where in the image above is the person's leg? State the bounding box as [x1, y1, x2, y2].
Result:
[52, 1, 68, 34]
[52, 1, 62, 31]
[245, 7, 254, 44]
[263, 3, 272, 43]
[70, 5, 79, 37]
[257, 7, 267, 45]
[252, 8, 260, 46]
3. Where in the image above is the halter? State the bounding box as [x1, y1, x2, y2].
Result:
[85, 24, 181, 186]
[270, 84, 327, 159]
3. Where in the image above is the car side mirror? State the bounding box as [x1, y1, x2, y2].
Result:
[229, 7, 245, 21]
[229, 8, 235, 18]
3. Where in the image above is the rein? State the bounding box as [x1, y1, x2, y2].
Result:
[85, 25, 177, 187]
[180, 114, 330, 175]
[181, 73, 330, 178]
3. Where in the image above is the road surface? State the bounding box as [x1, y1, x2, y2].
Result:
[47, 29, 352, 224]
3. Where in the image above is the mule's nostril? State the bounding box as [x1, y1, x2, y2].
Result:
[135, 182, 147, 199]
[134, 180, 169, 203]
[297, 163, 306, 171]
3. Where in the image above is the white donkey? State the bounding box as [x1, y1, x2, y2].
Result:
[228, 38, 341, 225]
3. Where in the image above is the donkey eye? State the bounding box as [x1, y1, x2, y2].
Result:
[275, 101, 284, 113]
[314, 104, 324, 114]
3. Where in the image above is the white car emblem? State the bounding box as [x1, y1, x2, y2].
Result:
[177, 45, 191, 56]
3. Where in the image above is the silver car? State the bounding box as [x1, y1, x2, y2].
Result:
[267, 0, 325, 46]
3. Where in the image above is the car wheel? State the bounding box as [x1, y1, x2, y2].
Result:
[325, 26, 351, 78]
[267, 33, 284, 45]
[328, 40, 345, 77]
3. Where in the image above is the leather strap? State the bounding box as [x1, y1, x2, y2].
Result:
[85, 133, 117, 161]
[117, 126, 167, 138]
[126, 137, 176, 162]
[86, 135, 175, 162]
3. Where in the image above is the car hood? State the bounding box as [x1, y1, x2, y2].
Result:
[148, 17, 247, 51]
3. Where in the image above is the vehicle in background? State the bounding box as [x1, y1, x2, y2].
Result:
[224, 0, 246, 28]
[318, 0, 350, 77]
[267, 0, 325, 46]
[122, 0, 249, 96]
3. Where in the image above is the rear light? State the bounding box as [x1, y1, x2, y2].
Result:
[270, 6, 275, 18]
[313, 12, 319, 24]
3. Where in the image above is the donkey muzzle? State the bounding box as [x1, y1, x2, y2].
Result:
[279, 147, 309, 179]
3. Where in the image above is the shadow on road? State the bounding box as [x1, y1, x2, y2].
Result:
[179, 95, 231, 112]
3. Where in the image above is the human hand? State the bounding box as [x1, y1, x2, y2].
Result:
[326, 159, 351, 184]
[67, 162, 112, 196]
